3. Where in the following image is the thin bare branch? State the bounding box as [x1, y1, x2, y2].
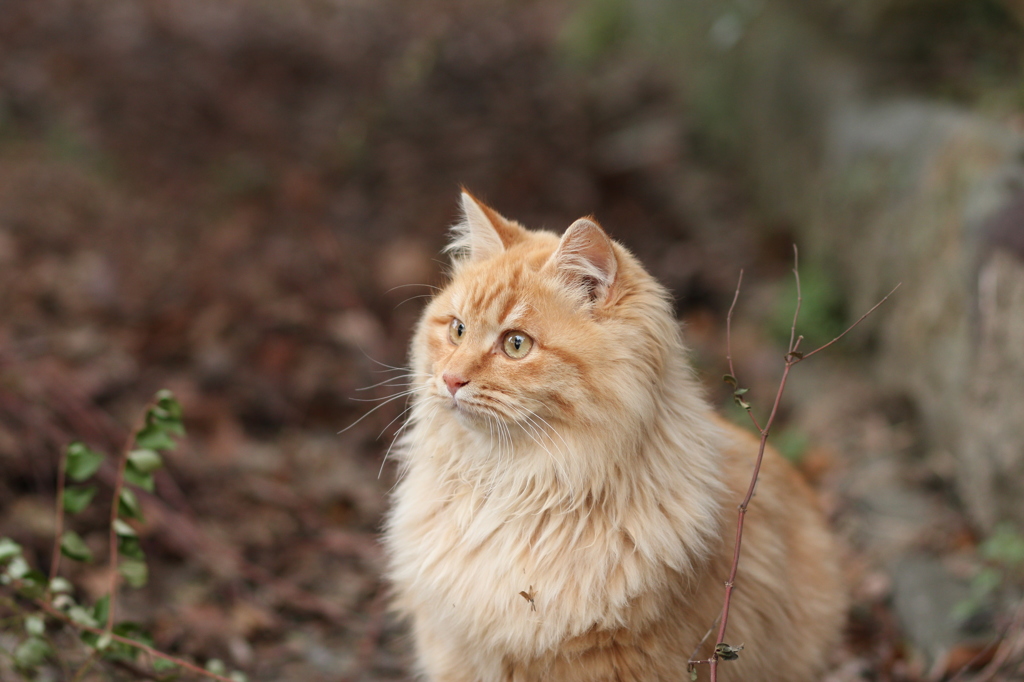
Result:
[710, 359, 796, 682]
[723, 270, 764, 433]
[106, 408, 149, 634]
[968, 598, 1024, 682]
[687, 610, 722, 670]
[24, 588, 241, 682]
[48, 450, 68, 587]
[788, 245, 802, 355]
[696, 254, 898, 682]
[800, 283, 901, 361]
[725, 269, 743, 381]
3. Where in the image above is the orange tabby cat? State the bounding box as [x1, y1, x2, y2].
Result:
[383, 192, 846, 681]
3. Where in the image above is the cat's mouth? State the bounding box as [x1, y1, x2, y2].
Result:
[440, 389, 492, 425]
[447, 393, 475, 415]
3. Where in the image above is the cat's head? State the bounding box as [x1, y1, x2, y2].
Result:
[410, 191, 681, 440]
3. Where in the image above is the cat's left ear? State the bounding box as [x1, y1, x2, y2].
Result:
[548, 218, 618, 303]
[446, 191, 525, 263]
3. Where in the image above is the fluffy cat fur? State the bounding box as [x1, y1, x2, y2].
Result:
[383, 192, 846, 681]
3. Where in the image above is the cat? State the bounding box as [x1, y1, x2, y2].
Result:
[383, 191, 846, 681]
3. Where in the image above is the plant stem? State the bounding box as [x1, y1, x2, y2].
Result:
[49, 449, 68, 588]
[692, 251, 897, 681]
[106, 407, 148, 634]
[9, 581, 241, 682]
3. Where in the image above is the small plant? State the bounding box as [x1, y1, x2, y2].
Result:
[0, 390, 248, 681]
[688, 249, 897, 682]
[953, 523, 1024, 624]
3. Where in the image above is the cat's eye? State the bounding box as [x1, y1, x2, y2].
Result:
[502, 331, 533, 359]
[449, 318, 466, 345]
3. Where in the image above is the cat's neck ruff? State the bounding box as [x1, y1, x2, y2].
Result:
[400, 353, 727, 524]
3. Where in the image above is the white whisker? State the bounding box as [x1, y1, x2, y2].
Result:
[383, 283, 441, 295]
[506, 404, 574, 504]
[357, 349, 412, 373]
[338, 387, 429, 434]
[348, 386, 428, 403]
[356, 372, 428, 391]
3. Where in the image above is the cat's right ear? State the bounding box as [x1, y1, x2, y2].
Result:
[445, 191, 522, 262]
[547, 218, 618, 304]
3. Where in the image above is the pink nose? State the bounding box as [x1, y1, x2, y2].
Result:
[443, 373, 468, 397]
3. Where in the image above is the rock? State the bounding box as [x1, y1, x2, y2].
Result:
[890, 554, 993, 673]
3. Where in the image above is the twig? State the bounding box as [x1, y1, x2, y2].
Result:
[799, 283, 900, 362]
[724, 270, 763, 433]
[724, 270, 743, 381]
[687, 611, 722, 673]
[48, 450, 68, 587]
[967, 597, 1024, 682]
[12, 582, 240, 682]
[788, 246, 802, 357]
[709, 349, 797, 682]
[692, 251, 897, 682]
[70, 649, 100, 682]
[106, 408, 148, 635]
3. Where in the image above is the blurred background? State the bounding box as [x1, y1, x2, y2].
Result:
[0, 0, 1023, 679]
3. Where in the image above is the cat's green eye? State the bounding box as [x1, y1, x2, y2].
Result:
[449, 318, 466, 345]
[502, 331, 533, 359]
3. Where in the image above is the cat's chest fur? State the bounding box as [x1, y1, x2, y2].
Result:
[385, 419, 719, 662]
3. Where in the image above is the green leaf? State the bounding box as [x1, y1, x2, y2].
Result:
[154, 389, 183, 420]
[153, 657, 179, 672]
[723, 374, 737, 387]
[206, 659, 227, 675]
[733, 387, 749, 396]
[127, 449, 164, 474]
[66, 442, 104, 482]
[68, 605, 99, 628]
[715, 642, 744, 661]
[118, 558, 148, 588]
[690, 669, 698, 682]
[24, 615, 45, 636]
[970, 566, 1003, 597]
[60, 530, 93, 563]
[230, 672, 249, 682]
[733, 395, 751, 410]
[118, 488, 144, 521]
[980, 523, 1024, 567]
[113, 519, 137, 537]
[63, 485, 98, 514]
[92, 595, 110, 625]
[14, 636, 51, 669]
[104, 622, 154, 661]
[123, 464, 155, 492]
[6, 555, 30, 579]
[135, 424, 175, 451]
[49, 576, 73, 594]
[0, 537, 22, 563]
[118, 534, 145, 561]
[17, 570, 48, 599]
[151, 410, 186, 437]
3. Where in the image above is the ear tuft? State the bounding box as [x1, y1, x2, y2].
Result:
[445, 191, 521, 263]
[548, 218, 618, 303]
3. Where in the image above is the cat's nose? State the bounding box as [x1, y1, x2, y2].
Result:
[443, 373, 469, 397]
